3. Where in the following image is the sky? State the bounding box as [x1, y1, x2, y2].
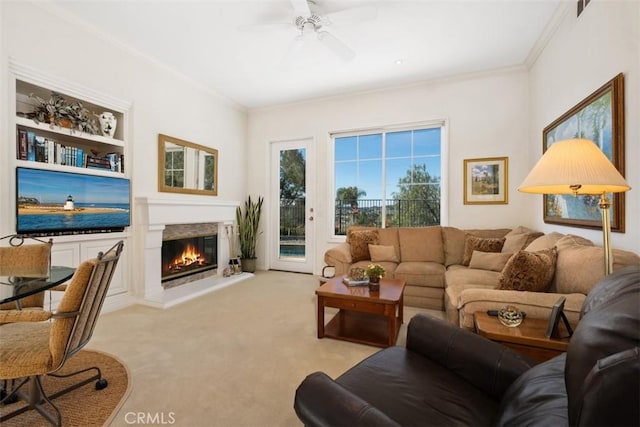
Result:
[334, 128, 441, 200]
[17, 167, 130, 205]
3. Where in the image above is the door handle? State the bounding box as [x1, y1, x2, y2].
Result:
[308, 216, 314, 221]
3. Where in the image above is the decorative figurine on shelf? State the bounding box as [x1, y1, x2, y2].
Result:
[99, 111, 117, 138]
[366, 263, 386, 292]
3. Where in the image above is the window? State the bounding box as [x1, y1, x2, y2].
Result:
[164, 148, 184, 188]
[332, 123, 444, 236]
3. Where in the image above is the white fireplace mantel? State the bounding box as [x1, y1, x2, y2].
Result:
[134, 196, 249, 308]
[137, 196, 239, 227]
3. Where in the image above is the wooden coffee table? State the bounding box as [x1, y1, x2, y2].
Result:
[474, 311, 571, 363]
[316, 275, 405, 348]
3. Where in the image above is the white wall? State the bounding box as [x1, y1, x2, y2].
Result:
[0, 2, 247, 289]
[248, 69, 532, 274]
[528, 0, 640, 253]
[1, 1, 247, 207]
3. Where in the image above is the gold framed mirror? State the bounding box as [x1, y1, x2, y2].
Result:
[158, 134, 218, 196]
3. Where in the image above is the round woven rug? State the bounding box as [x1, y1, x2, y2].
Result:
[0, 349, 131, 427]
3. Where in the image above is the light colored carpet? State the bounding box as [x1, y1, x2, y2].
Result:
[88, 271, 444, 427]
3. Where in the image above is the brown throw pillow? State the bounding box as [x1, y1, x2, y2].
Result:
[499, 247, 558, 292]
[369, 244, 399, 263]
[462, 236, 505, 266]
[346, 229, 379, 262]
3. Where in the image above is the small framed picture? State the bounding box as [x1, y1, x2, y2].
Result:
[463, 157, 508, 205]
[545, 296, 574, 339]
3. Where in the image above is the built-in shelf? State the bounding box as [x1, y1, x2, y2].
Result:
[14, 159, 124, 178]
[8, 60, 134, 312]
[14, 85, 127, 176]
[15, 116, 125, 147]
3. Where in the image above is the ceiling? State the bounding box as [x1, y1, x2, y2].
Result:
[49, 0, 566, 109]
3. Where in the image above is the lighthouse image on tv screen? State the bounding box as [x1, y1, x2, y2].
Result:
[16, 167, 131, 235]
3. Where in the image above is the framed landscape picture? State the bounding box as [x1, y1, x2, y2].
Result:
[463, 157, 508, 205]
[542, 73, 625, 232]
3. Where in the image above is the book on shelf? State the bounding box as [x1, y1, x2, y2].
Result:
[46, 139, 55, 164]
[16, 129, 27, 160]
[106, 152, 125, 172]
[35, 136, 47, 163]
[57, 145, 65, 165]
[76, 148, 85, 168]
[85, 155, 112, 170]
[66, 146, 75, 167]
[26, 131, 36, 161]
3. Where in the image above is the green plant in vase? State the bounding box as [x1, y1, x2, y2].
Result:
[366, 263, 386, 282]
[235, 195, 264, 273]
[366, 263, 385, 292]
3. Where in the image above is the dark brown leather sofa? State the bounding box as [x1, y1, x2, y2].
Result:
[294, 265, 639, 426]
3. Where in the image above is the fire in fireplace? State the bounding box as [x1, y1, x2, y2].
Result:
[161, 235, 218, 282]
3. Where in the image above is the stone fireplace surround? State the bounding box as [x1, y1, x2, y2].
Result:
[135, 197, 250, 308]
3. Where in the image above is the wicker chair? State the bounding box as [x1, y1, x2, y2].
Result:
[0, 235, 53, 310]
[0, 240, 124, 426]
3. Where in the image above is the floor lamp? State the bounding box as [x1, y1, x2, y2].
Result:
[518, 138, 631, 275]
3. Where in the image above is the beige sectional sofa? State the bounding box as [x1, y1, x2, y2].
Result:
[324, 226, 640, 329]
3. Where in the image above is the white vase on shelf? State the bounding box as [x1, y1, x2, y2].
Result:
[99, 112, 117, 138]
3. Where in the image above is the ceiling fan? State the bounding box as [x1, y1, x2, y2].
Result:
[245, 0, 377, 65]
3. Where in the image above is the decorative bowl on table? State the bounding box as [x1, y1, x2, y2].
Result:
[498, 305, 524, 327]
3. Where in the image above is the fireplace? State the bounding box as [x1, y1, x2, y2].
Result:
[136, 197, 249, 308]
[161, 233, 218, 283]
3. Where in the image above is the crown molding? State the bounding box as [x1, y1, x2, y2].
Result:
[525, 1, 572, 69]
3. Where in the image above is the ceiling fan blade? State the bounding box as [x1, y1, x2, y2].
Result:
[323, 6, 378, 26]
[238, 22, 293, 33]
[317, 31, 355, 62]
[289, 0, 311, 16]
[278, 34, 307, 70]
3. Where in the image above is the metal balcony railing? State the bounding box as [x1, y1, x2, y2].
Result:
[278, 198, 441, 238]
[334, 198, 441, 235]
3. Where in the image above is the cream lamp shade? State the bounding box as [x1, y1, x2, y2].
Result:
[518, 138, 630, 276]
[518, 138, 630, 195]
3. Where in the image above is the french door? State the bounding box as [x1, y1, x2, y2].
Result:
[269, 139, 314, 273]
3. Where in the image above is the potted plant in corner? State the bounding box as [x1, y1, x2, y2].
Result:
[236, 195, 264, 273]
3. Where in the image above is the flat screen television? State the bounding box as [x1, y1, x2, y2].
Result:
[16, 167, 131, 236]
